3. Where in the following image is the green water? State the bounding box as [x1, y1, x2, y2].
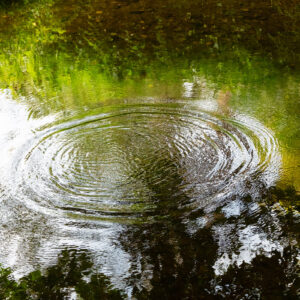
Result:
[0, 1, 299, 299]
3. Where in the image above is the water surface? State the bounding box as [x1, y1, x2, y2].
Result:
[0, 1, 299, 299]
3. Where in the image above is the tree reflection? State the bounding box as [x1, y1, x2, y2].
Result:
[0, 249, 124, 299]
[118, 182, 299, 299]
[121, 223, 218, 299]
[0, 186, 298, 298]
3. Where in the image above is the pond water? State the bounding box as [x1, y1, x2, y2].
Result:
[0, 1, 299, 299]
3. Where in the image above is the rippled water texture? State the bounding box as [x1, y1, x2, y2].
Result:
[0, 0, 299, 297]
[5, 100, 279, 222]
[1, 88, 292, 292]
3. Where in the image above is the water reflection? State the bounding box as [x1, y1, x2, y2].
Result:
[0, 248, 125, 299]
[0, 87, 298, 298]
[0, 0, 299, 298]
[4, 94, 280, 221]
[119, 213, 299, 299]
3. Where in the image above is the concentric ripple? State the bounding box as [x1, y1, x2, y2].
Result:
[12, 105, 279, 220]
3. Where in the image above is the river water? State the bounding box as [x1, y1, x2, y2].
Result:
[0, 1, 299, 299]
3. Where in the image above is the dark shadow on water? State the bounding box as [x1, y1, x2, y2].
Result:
[119, 184, 299, 299]
[215, 247, 299, 299]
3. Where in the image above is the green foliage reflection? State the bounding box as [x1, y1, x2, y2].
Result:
[0, 249, 124, 299]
